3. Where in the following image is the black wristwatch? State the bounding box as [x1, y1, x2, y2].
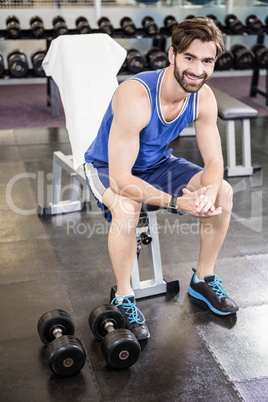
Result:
[167, 194, 179, 214]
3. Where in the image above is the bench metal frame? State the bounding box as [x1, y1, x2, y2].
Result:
[131, 210, 179, 299]
[225, 119, 253, 177]
[38, 151, 91, 216]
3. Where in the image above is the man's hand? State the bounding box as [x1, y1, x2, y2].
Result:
[179, 187, 222, 218]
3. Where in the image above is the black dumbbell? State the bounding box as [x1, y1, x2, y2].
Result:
[147, 47, 169, 70]
[142, 16, 158, 35]
[215, 51, 234, 71]
[231, 44, 255, 70]
[251, 44, 268, 69]
[246, 14, 264, 33]
[225, 14, 244, 34]
[89, 304, 141, 369]
[120, 17, 136, 36]
[124, 49, 146, 73]
[163, 15, 178, 34]
[38, 309, 86, 377]
[6, 15, 21, 39]
[7, 50, 29, 78]
[98, 17, 114, 36]
[185, 15, 196, 20]
[31, 50, 46, 77]
[207, 14, 224, 31]
[30, 16, 45, 38]
[75, 16, 91, 34]
[0, 52, 4, 77]
[52, 16, 68, 36]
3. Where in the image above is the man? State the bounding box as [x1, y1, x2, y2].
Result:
[84, 16, 238, 341]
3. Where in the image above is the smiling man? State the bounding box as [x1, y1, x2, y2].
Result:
[84, 16, 239, 341]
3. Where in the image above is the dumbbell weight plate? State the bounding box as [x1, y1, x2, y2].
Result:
[185, 15, 195, 20]
[215, 51, 234, 70]
[147, 47, 169, 70]
[30, 16, 45, 38]
[38, 309, 75, 345]
[163, 15, 178, 33]
[231, 44, 245, 54]
[231, 45, 255, 69]
[89, 304, 125, 341]
[126, 49, 146, 73]
[53, 16, 68, 36]
[8, 51, 28, 78]
[142, 16, 158, 35]
[120, 17, 136, 36]
[6, 15, 21, 39]
[207, 14, 223, 30]
[225, 14, 244, 34]
[252, 44, 268, 68]
[246, 14, 263, 32]
[76, 16, 91, 34]
[102, 328, 141, 369]
[31, 51, 46, 77]
[47, 335, 86, 376]
[98, 17, 113, 36]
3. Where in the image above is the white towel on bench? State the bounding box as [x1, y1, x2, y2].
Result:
[42, 34, 127, 170]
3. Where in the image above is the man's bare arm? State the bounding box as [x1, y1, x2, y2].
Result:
[108, 81, 172, 207]
[193, 84, 224, 213]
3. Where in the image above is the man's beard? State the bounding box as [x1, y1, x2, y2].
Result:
[174, 59, 209, 93]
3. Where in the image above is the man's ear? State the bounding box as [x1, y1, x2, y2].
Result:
[168, 46, 176, 65]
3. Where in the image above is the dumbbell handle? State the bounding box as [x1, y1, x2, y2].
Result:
[53, 327, 63, 338]
[104, 320, 115, 333]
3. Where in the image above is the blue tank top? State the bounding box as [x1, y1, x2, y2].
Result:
[84, 68, 199, 169]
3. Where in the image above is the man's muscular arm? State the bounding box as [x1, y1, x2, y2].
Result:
[108, 81, 172, 207]
[190, 84, 224, 215]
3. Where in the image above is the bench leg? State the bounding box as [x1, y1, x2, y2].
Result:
[130, 211, 179, 299]
[242, 119, 253, 174]
[225, 120, 253, 177]
[38, 151, 91, 216]
[226, 120, 236, 174]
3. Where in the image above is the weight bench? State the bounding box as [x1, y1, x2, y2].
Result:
[210, 86, 258, 177]
[38, 152, 179, 299]
[39, 34, 179, 300]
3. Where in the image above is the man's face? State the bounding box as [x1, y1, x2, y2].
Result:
[173, 39, 217, 93]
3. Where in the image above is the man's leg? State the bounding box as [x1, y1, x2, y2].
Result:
[84, 162, 150, 339]
[186, 172, 238, 315]
[186, 171, 233, 279]
[102, 188, 141, 296]
[102, 187, 150, 339]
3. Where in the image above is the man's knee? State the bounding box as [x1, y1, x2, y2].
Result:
[111, 198, 142, 234]
[217, 180, 233, 213]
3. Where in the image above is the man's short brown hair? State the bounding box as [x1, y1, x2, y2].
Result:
[171, 16, 225, 58]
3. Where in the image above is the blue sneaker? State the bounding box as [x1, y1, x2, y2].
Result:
[111, 295, 150, 341]
[188, 269, 239, 316]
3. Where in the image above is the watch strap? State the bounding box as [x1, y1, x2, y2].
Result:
[167, 194, 179, 214]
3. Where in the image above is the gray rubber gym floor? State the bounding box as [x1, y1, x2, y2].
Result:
[1, 116, 268, 401]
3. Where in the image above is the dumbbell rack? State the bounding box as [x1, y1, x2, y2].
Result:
[0, 24, 170, 80]
[250, 31, 268, 106]
[1, 17, 268, 107]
